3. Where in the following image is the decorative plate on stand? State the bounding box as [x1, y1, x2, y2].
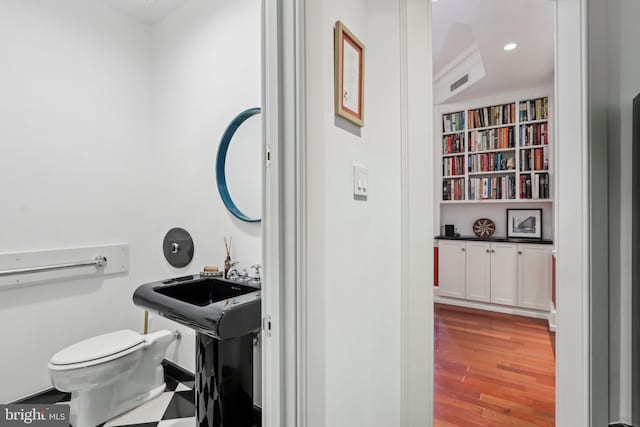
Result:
[473, 218, 496, 238]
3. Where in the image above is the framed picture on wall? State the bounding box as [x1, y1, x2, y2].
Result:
[334, 21, 364, 127]
[507, 208, 543, 239]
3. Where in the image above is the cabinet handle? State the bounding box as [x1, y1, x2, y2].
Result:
[518, 251, 522, 255]
[486, 249, 490, 253]
[492, 249, 495, 253]
[461, 248, 465, 252]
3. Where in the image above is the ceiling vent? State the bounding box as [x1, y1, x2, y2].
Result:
[434, 45, 486, 104]
[450, 74, 469, 92]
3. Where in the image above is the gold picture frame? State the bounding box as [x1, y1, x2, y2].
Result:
[334, 21, 365, 127]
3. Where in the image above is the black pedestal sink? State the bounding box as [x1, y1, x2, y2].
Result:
[133, 275, 261, 427]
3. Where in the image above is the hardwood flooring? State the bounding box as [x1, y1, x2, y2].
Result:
[434, 304, 556, 427]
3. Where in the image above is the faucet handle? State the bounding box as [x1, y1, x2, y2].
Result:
[250, 264, 262, 283]
[251, 264, 262, 275]
[227, 268, 240, 280]
[229, 259, 240, 267]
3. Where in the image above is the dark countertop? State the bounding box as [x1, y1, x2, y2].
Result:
[435, 235, 554, 245]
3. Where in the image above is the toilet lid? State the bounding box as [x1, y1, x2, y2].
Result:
[50, 330, 144, 366]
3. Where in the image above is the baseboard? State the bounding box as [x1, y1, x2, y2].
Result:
[609, 423, 633, 427]
[12, 387, 66, 404]
[14, 360, 193, 405]
[547, 301, 557, 332]
[162, 359, 195, 382]
[434, 289, 549, 320]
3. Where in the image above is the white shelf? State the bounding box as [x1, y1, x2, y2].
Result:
[442, 130, 465, 136]
[519, 144, 549, 149]
[468, 147, 516, 155]
[443, 175, 465, 179]
[468, 170, 516, 176]
[519, 170, 550, 174]
[442, 152, 465, 158]
[467, 123, 516, 132]
[519, 119, 549, 125]
[441, 199, 552, 204]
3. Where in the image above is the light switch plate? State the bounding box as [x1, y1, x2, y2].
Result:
[353, 164, 368, 198]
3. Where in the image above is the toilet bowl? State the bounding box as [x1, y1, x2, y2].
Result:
[48, 329, 177, 427]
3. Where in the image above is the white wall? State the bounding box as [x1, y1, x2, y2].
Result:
[148, 0, 262, 375]
[0, 0, 262, 404]
[436, 87, 555, 241]
[305, 1, 404, 426]
[0, 0, 151, 403]
[606, 0, 639, 423]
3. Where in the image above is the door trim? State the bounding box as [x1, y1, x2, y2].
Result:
[400, 0, 434, 425]
[262, 0, 305, 426]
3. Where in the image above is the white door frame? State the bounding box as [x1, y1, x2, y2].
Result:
[399, 1, 434, 426]
[261, 0, 305, 426]
[263, 0, 595, 426]
[554, 0, 593, 424]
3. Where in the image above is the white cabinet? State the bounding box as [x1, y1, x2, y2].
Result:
[465, 242, 491, 302]
[517, 244, 552, 310]
[438, 240, 466, 299]
[437, 239, 551, 312]
[463, 241, 517, 304]
[490, 243, 518, 306]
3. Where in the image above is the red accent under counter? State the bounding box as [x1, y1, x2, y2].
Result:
[552, 253, 556, 308]
[434, 246, 439, 287]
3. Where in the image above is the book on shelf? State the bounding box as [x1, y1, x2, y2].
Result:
[442, 156, 465, 176]
[442, 111, 465, 133]
[442, 133, 464, 154]
[519, 172, 550, 199]
[519, 146, 549, 171]
[468, 126, 515, 151]
[519, 122, 549, 146]
[468, 103, 516, 128]
[468, 152, 515, 173]
[468, 175, 516, 200]
[519, 97, 549, 121]
[442, 178, 465, 201]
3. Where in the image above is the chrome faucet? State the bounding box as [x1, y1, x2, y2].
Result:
[249, 264, 262, 287]
[227, 262, 261, 287]
[227, 259, 241, 280]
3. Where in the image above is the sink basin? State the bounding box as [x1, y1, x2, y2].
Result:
[133, 275, 261, 339]
[155, 279, 257, 306]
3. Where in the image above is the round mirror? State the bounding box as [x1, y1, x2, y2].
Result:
[216, 108, 262, 223]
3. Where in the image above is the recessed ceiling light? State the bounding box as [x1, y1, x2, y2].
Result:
[504, 43, 518, 51]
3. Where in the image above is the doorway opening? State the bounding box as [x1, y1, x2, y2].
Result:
[431, 1, 557, 424]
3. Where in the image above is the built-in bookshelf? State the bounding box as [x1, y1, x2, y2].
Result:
[440, 96, 551, 203]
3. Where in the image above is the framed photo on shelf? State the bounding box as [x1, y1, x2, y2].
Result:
[334, 21, 364, 127]
[507, 208, 542, 239]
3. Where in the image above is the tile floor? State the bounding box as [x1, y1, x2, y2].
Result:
[20, 363, 260, 427]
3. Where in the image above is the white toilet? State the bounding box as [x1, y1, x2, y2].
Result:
[48, 329, 177, 427]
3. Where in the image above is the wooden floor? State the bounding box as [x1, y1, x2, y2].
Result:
[434, 304, 556, 427]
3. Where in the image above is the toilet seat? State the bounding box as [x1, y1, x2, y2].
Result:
[49, 330, 145, 371]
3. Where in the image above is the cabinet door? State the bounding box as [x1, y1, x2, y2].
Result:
[465, 242, 491, 302]
[517, 245, 552, 310]
[438, 241, 466, 299]
[490, 243, 518, 306]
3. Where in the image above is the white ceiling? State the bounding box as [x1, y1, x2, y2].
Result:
[102, 0, 190, 23]
[432, 0, 554, 103]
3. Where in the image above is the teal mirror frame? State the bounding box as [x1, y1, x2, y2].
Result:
[216, 107, 262, 223]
